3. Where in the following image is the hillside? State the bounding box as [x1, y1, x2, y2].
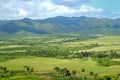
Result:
[0, 16, 120, 37]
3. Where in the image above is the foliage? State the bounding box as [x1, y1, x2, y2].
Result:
[0, 35, 120, 79]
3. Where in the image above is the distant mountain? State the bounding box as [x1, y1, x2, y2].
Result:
[0, 16, 120, 36]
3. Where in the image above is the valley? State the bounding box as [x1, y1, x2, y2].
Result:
[0, 35, 120, 80]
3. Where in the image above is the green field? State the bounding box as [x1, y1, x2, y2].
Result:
[0, 35, 120, 53]
[0, 35, 120, 79]
[0, 57, 120, 75]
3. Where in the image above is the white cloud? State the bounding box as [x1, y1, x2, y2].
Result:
[18, 9, 28, 16]
[55, 5, 77, 14]
[38, 2, 56, 11]
[37, 2, 77, 18]
[80, 5, 103, 12]
[38, 2, 76, 13]
[0, 0, 103, 20]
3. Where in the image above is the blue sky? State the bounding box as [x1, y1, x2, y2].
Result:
[0, 0, 120, 20]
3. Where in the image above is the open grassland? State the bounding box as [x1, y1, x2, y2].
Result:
[0, 35, 120, 54]
[0, 36, 120, 64]
[0, 35, 120, 79]
[0, 57, 120, 75]
[60, 36, 120, 52]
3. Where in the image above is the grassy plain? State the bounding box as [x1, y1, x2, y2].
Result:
[0, 57, 120, 75]
[0, 35, 120, 53]
[0, 35, 120, 78]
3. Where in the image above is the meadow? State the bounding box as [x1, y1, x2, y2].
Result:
[0, 35, 120, 53]
[0, 35, 120, 79]
[0, 57, 120, 74]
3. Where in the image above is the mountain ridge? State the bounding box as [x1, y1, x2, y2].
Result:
[0, 16, 120, 36]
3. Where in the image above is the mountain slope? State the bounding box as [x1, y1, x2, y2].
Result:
[0, 16, 120, 36]
[0, 19, 47, 34]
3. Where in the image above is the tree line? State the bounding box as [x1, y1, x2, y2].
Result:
[54, 67, 120, 80]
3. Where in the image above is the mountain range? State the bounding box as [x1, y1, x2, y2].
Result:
[0, 16, 120, 37]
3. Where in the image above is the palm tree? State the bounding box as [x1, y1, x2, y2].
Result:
[3, 67, 7, 73]
[23, 65, 28, 72]
[23, 65, 31, 74]
[94, 73, 99, 80]
[61, 68, 71, 80]
[81, 69, 85, 80]
[54, 67, 60, 73]
[30, 67, 34, 74]
[89, 71, 94, 80]
[72, 70, 77, 80]
[61, 68, 66, 79]
[72, 70, 77, 76]
[65, 69, 71, 77]
[54, 67, 61, 77]
[0, 67, 4, 72]
[0, 67, 7, 73]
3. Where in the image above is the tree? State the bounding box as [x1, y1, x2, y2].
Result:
[60, 68, 71, 79]
[89, 71, 94, 80]
[3, 67, 7, 73]
[23, 66, 34, 74]
[65, 69, 71, 77]
[94, 73, 99, 80]
[90, 71, 94, 76]
[71, 70, 77, 76]
[81, 69, 85, 80]
[104, 75, 111, 80]
[54, 67, 61, 77]
[54, 67, 60, 73]
[23, 65, 28, 72]
[0, 67, 7, 73]
[30, 67, 34, 73]
[0, 67, 4, 72]
[60, 68, 66, 79]
[82, 69, 85, 73]
[72, 70, 77, 80]
[116, 74, 120, 80]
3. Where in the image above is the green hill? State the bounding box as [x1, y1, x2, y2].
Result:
[0, 16, 120, 37]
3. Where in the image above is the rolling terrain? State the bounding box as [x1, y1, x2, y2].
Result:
[0, 35, 120, 80]
[0, 16, 120, 38]
[0, 16, 120, 80]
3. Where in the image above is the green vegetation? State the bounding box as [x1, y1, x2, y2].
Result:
[0, 16, 120, 36]
[0, 35, 120, 80]
[0, 57, 120, 80]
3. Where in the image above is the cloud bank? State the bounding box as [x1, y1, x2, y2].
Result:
[0, 0, 103, 20]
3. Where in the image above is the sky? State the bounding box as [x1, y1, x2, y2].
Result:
[0, 0, 120, 20]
